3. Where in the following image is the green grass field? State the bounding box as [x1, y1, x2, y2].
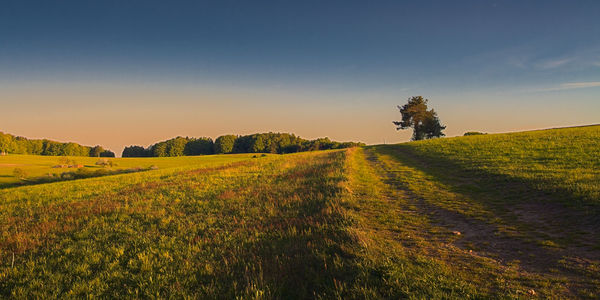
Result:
[0, 154, 261, 188]
[0, 125, 598, 298]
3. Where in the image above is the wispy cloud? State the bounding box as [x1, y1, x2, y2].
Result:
[535, 81, 600, 92]
[535, 57, 573, 69]
[500, 45, 600, 71]
[561, 82, 600, 88]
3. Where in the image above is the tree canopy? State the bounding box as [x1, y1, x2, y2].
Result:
[393, 96, 446, 140]
[0, 131, 112, 157]
[214, 135, 237, 154]
[122, 146, 151, 157]
[1, 130, 362, 158]
[122, 133, 364, 157]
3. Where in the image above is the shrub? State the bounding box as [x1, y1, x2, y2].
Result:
[58, 157, 71, 165]
[96, 159, 109, 167]
[464, 132, 487, 136]
[12, 168, 27, 180]
[95, 159, 116, 167]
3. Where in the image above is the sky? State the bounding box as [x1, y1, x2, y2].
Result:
[1, 0, 599, 155]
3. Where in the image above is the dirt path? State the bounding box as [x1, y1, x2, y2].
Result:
[362, 147, 600, 298]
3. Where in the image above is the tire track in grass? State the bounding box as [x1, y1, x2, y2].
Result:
[364, 146, 600, 298]
[343, 148, 500, 299]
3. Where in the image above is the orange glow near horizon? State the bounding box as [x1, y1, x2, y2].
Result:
[1, 82, 598, 156]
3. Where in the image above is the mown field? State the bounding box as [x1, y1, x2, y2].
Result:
[0, 154, 260, 188]
[0, 125, 598, 298]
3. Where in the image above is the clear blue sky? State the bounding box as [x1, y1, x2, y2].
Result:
[1, 1, 599, 154]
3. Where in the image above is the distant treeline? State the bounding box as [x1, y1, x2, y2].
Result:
[123, 133, 364, 157]
[0, 132, 115, 157]
[463, 131, 487, 136]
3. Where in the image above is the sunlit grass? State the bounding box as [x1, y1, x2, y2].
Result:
[397, 125, 600, 206]
[0, 151, 355, 298]
[358, 125, 600, 298]
[0, 126, 598, 298]
[0, 153, 260, 188]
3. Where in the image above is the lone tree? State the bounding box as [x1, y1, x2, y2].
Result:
[393, 96, 446, 140]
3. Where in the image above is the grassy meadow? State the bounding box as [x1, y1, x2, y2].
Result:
[0, 154, 260, 188]
[0, 125, 599, 298]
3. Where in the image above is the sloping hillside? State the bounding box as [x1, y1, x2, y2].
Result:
[348, 125, 600, 298]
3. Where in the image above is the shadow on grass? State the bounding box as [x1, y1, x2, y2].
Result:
[366, 145, 600, 278]
[370, 144, 599, 220]
[216, 153, 359, 298]
[0, 168, 155, 190]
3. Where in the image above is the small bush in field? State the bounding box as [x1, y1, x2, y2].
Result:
[12, 168, 27, 180]
[57, 156, 71, 165]
[96, 158, 109, 167]
[96, 159, 116, 167]
[464, 131, 487, 136]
